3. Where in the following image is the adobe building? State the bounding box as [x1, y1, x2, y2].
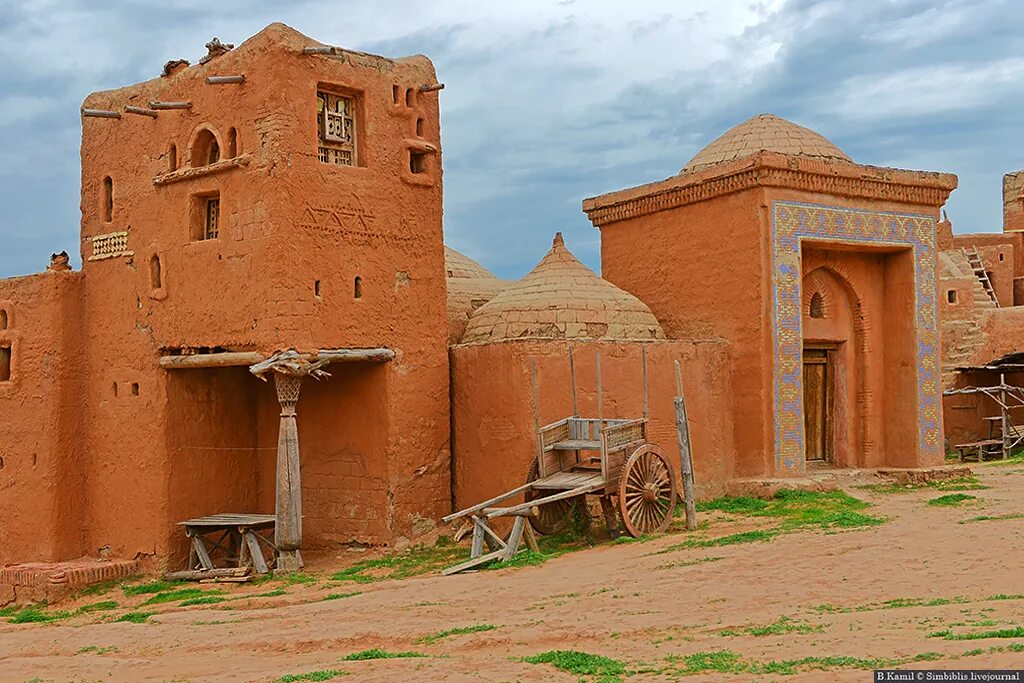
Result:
[450, 233, 734, 513]
[584, 114, 958, 478]
[0, 23, 450, 568]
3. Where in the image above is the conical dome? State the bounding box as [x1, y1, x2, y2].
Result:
[460, 233, 665, 344]
[445, 246, 498, 280]
[681, 113, 851, 173]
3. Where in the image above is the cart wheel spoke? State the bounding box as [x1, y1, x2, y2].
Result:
[619, 444, 678, 537]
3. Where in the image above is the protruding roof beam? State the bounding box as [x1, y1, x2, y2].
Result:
[206, 75, 246, 85]
[125, 106, 158, 118]
[149, 101, 193, 110]
[81, 108, 121, 119]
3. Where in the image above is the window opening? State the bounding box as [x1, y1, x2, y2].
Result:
[317, 91, 356, 166]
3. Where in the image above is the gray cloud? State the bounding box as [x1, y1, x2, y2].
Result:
[0, 0, 1021, 279]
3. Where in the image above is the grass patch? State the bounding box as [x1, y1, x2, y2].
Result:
[928, 493, 977, 507]
[330, 540, 464, 584]
[115, 611, 155, 623]
[122, 579, 182, 596]
[246, 588, 288, 599]
[278, 572, 318, 585]
[323, 592, 361, 601]
[142, 588, 220, 605]
[656, 530, 777, 554]
[9, 606, 71, 624]
[698, 489, 885, 532]
[339, 649, 426, 661]
[931, 626, 1024, 641]
[719, 616, 823, 637]
[274, 670, 348, 682]
[76, 645, 118, 655]
[983, 454, 1024, 467]
[180, 596, 227, 607]
[523, 650, 626, 682]
[76, 600, 118, 615]
[863, 475, 989, 494]
[416, 624, 496, 644]
[655, 556, 723, 570]
[78, 578, 127, 597]
[960, 513, 1024, 524]
[664, 649, 944, 676]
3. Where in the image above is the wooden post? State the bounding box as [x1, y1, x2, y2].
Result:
[641, 344, 649, 420]
[568, 345, 578, 417]
[673, 360, 697, 531]
[1001, 372, 1009, 459]
[273, 373, 304, 571]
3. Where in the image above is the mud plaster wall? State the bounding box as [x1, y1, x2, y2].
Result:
[1004, 172, 1024, 233]
[951, 233, 1019, 306]
[450, 339, 734, 513]
[0, 273, 85, 564]
[598, 188, 767, 478]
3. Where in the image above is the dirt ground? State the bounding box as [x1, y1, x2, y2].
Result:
[3, 462, 1024, 682]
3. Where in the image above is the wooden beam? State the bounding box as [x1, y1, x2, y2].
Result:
[206, 75, 245, 84]
[81, 108, 120, 119]
[419, 83, 445, 93]
[149, 101, 193, 110]
[160, 352, 264, 369]
[316, 348, 395, 363]
[124, 106, 158, 118]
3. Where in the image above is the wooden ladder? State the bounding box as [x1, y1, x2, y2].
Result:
[964, 247, 1000, 307]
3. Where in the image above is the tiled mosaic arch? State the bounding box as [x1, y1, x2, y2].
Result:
[771, 201, 941, 472]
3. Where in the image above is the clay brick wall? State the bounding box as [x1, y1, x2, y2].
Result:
[0, 272, 86, 564]
[450, 339, 734, 512]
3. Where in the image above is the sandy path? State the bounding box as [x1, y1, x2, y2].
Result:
[2, 465, 1024, 682]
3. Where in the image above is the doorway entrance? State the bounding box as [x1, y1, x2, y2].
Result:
[802, 346, 833, 463]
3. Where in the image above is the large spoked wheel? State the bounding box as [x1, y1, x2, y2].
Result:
[618, 444, 678, 537]
[525, 459, 581, 536]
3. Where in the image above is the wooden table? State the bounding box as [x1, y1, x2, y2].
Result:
[178, 513, 276, 575]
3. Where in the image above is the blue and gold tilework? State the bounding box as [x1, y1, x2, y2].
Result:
[771, 201, 941, 473]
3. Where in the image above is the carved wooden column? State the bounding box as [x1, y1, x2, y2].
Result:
[274, 373, 304, 571]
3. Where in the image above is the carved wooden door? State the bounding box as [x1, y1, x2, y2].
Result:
[802, 348, 830, 462]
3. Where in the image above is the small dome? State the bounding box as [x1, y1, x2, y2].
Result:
[445, 246, 511, 345]
[460, 233, 665, 344]
[445, 246, 497, 280]
[681, 113, 851, 173]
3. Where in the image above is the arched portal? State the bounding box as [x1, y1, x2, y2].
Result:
[801, 267, 864, 467]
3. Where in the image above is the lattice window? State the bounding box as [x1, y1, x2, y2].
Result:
[809, 292, 825, 318]
[205, 198, 220, 239]
[317, 91, 356, 166]
[90, 231, 130, 260]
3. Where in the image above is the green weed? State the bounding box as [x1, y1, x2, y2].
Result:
[523, 650, 626, 683]
[417, 624, 496, 644]
[863, 475, 989, 494]
[960, 513, 1024, 523]
[142, 588, 220, 606]
[9, 606, 71, 624]
[931, 626, 1024, 640]
[339, 649, 426, 661]
[719, 616, 823, 637]
[323, 592, 362, 601]
[76, 645, 119, 655]
[274, 670, 347, 682]
[122, 580, 182, 596]
[115, 611, 155, 623]
[248, 589, 288, 598]
[928, 494, 977, 507]
[180, 596, 227, 607]
[76, 600, 118, 615]
[655, 556, 723, 570]
[278, 572, 318, 585]
[78, 578, 128, 597]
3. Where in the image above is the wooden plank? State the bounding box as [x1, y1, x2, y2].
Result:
[441, 549, 504, 576]
[191, 534, 214, 570]
[486, 484, 600, 518]
[473, 516, 507, 550]
[161, 352, 264, 370]
[442, 482, 534, 523]
[315, 348, 395, 364]
[523, 524, 540, 553]
[503, 517, 525, 561]
[470, 520, 485, 559]
[550, 439, 601, 451]
[243, 531, 270, 574]
[164, 568, 250, 581]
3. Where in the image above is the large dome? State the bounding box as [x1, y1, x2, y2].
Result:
[681, 113, 851, 174]
[460, 233, 665, 344]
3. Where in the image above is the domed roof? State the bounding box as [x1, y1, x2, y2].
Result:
[460, 233, 665, 344]
[444, 246, 511, 345]
[445, 246, 497, 280]
[681, 113, 851, 173]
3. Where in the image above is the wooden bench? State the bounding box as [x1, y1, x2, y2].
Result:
[951, 439, 1002, 462]
[178, 513, 276, 575]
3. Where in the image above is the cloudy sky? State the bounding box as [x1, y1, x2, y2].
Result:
[1, 0, 1022, 279]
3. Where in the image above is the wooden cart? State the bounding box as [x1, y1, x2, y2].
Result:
[442, 350, 678, 574]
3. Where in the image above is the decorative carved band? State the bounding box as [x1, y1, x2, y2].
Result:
[584, 163, 955, 227]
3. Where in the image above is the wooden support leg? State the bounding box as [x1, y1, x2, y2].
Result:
[503, 517, 526, 561]
[470, 518, 485, 559]
[600, 495, 622, 540]
[244, 530, 270, 574]
[191, 533, 214, 570]
[523, 523, 540, 553]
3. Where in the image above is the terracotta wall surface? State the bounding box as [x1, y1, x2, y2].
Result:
[1005, 172, 1024, 233]
[950, 233, 1019, 306]
[451, 339, 734, 513]
[0, 272, 85, 564]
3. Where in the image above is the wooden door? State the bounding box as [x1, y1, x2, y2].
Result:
[802, 348, 830, 462]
